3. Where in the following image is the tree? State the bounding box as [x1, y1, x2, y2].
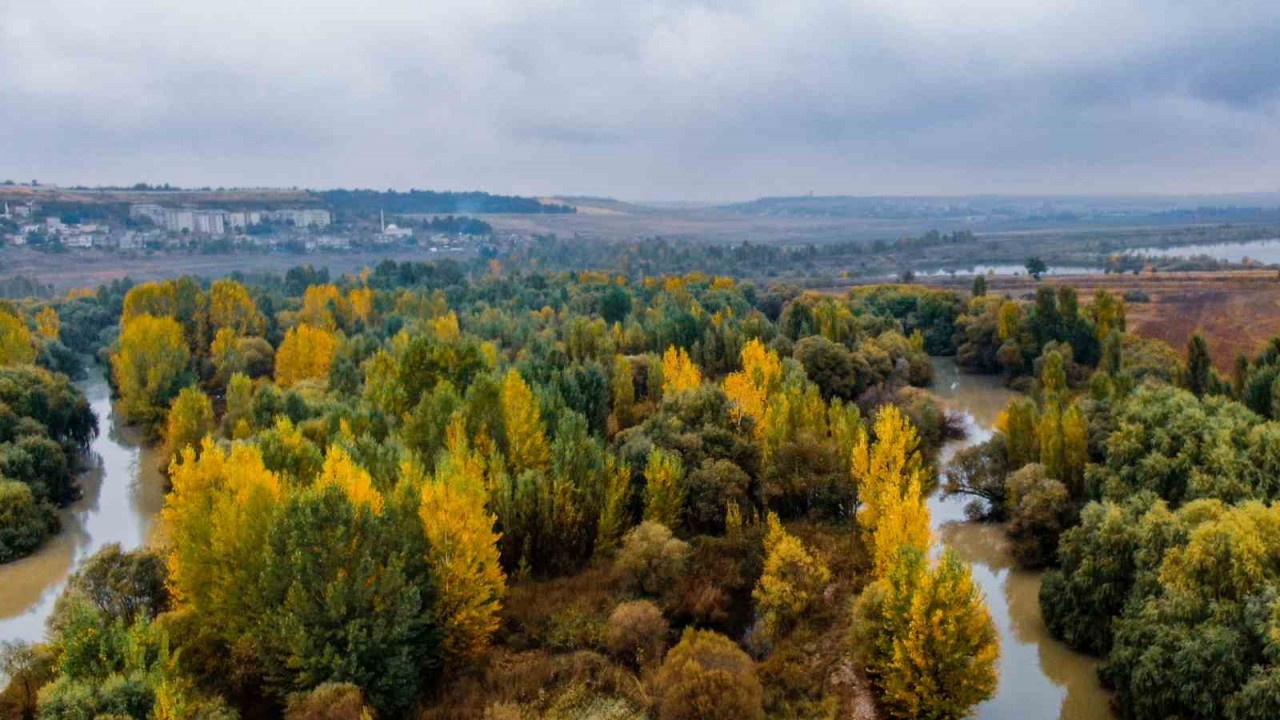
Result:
[51, 543, 170, 626]
[753, 513, 830, 639]
[0, 640, 53, 720]
[611, 354, 636, 431]
[500, 369, 550, 474]
[617, 521, 690, 596]
[209, 279, 263, 336]
[854, 547, 999, 720]
[275, 324, 339, 387]
[0, 309, 36, 366]
[1025, 256, 1048, 280]
[606, 600, 668, 667]
[161, 386, 214, 472]
[661, 345, 702, 396]
[1061, 402, 1088, 496]
[0, 480, 55, 562]
[852, 405, 931, 577]
[723, 339, 783, 436]
[417, 420, 505, 666]
[1186, 334, 1212, 398]
[644, 447, 686, 530]
[655, 628, 764, 720]
[34, 307, 60, 342]
[971, 274, 987, 297]
[113, 314, 191, 427]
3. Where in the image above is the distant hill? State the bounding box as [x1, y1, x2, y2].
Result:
[722, 193, 1280, 224]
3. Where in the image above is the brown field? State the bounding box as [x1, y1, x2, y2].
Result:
[930, 270, 1280, 371]
[0, 246, 465, 292]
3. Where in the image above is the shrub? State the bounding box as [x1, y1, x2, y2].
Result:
[284, 683, 372, 720]
[605, 600, 669, 667]
[616, 522, 689, 597]
[655, 628, 764, 720]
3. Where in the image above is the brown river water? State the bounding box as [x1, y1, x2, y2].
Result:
[0, 359, 1113, 719]
[0, 364, 165, 644]
[929, 358, 1114, 720]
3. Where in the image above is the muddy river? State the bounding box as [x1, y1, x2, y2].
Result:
[929, 358, 1113, 720]
[0, 364, 165, 643]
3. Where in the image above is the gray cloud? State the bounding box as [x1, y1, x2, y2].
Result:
[2, 0, 1279, 200]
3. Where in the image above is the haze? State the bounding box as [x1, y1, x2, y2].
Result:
[2, 0, 1278, 200]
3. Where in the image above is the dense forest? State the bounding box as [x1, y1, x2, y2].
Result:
[0, 254, 1275, 720]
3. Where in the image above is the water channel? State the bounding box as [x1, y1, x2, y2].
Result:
[929, 357, 1113, 720]
[0, 364, 165, 644]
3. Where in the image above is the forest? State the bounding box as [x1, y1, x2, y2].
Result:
[0, 255, 1276, 720]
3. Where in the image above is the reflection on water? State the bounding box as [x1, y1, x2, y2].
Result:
[1129, 237, 1280, 264]
[0, 364, 164, 643]
[929, 358, 1114, 720]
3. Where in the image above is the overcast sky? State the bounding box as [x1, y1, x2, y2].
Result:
[2, 1, 1278, 201]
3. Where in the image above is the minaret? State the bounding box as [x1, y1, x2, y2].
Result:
[380, 210, 385, 234]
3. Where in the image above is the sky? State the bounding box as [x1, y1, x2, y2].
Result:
[2, 0, 1279, 202]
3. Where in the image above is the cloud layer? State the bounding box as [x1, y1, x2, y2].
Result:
[3, 0, 1279, 200]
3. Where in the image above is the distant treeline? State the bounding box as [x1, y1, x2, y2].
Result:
[506, 230, 977, 279]
[413, 215, 494, 235]
[319, 189, 575, 216]
[0, 275, 56, 299]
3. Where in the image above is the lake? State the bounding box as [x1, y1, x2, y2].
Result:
[1128, 237, 1280, 264]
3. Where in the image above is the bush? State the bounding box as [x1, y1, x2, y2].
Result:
[605, 600, 668, 667]
[284, 683, 372, 720]
[0, 479, 56, 563]
[616, 522, 689, 597]
[1005, 464, 1076, 569]
[655, 628, 764, 720]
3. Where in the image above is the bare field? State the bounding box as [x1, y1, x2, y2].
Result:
[0, 247, 464, 291]
[932, 270, 1280, 370]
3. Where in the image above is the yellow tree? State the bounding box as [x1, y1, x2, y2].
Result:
[0, 309, 36, 366]
[164, 440, 283, 636]
[113, 314, 191, 426]
[34, 307, 60, 342]
[162, 386, 215, 472]
[723, 338, 783, 436]
[348, 286, 375, 326]
[1061, 402, 1088, 496]
[299, 284, 346, 330]
[209, 279, 262, 336]
[997, 300, 1022, 341]
[852, 405, 932, 577]
[864, 547, 999, 720]
[661, 345, 702, 396]
[316, 446, 384, 514]
[500, 369, 550, 474]
[753, 513, 831, 639]
[122, 281, 179, 322]
[1002, 398, 1040, 470]
[430, 312, 461, 341]
[223, 372, 255, 439]
[275, 324, 339, 387]
[414, 418, 506, 664]
[644, 447, 685, 530]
